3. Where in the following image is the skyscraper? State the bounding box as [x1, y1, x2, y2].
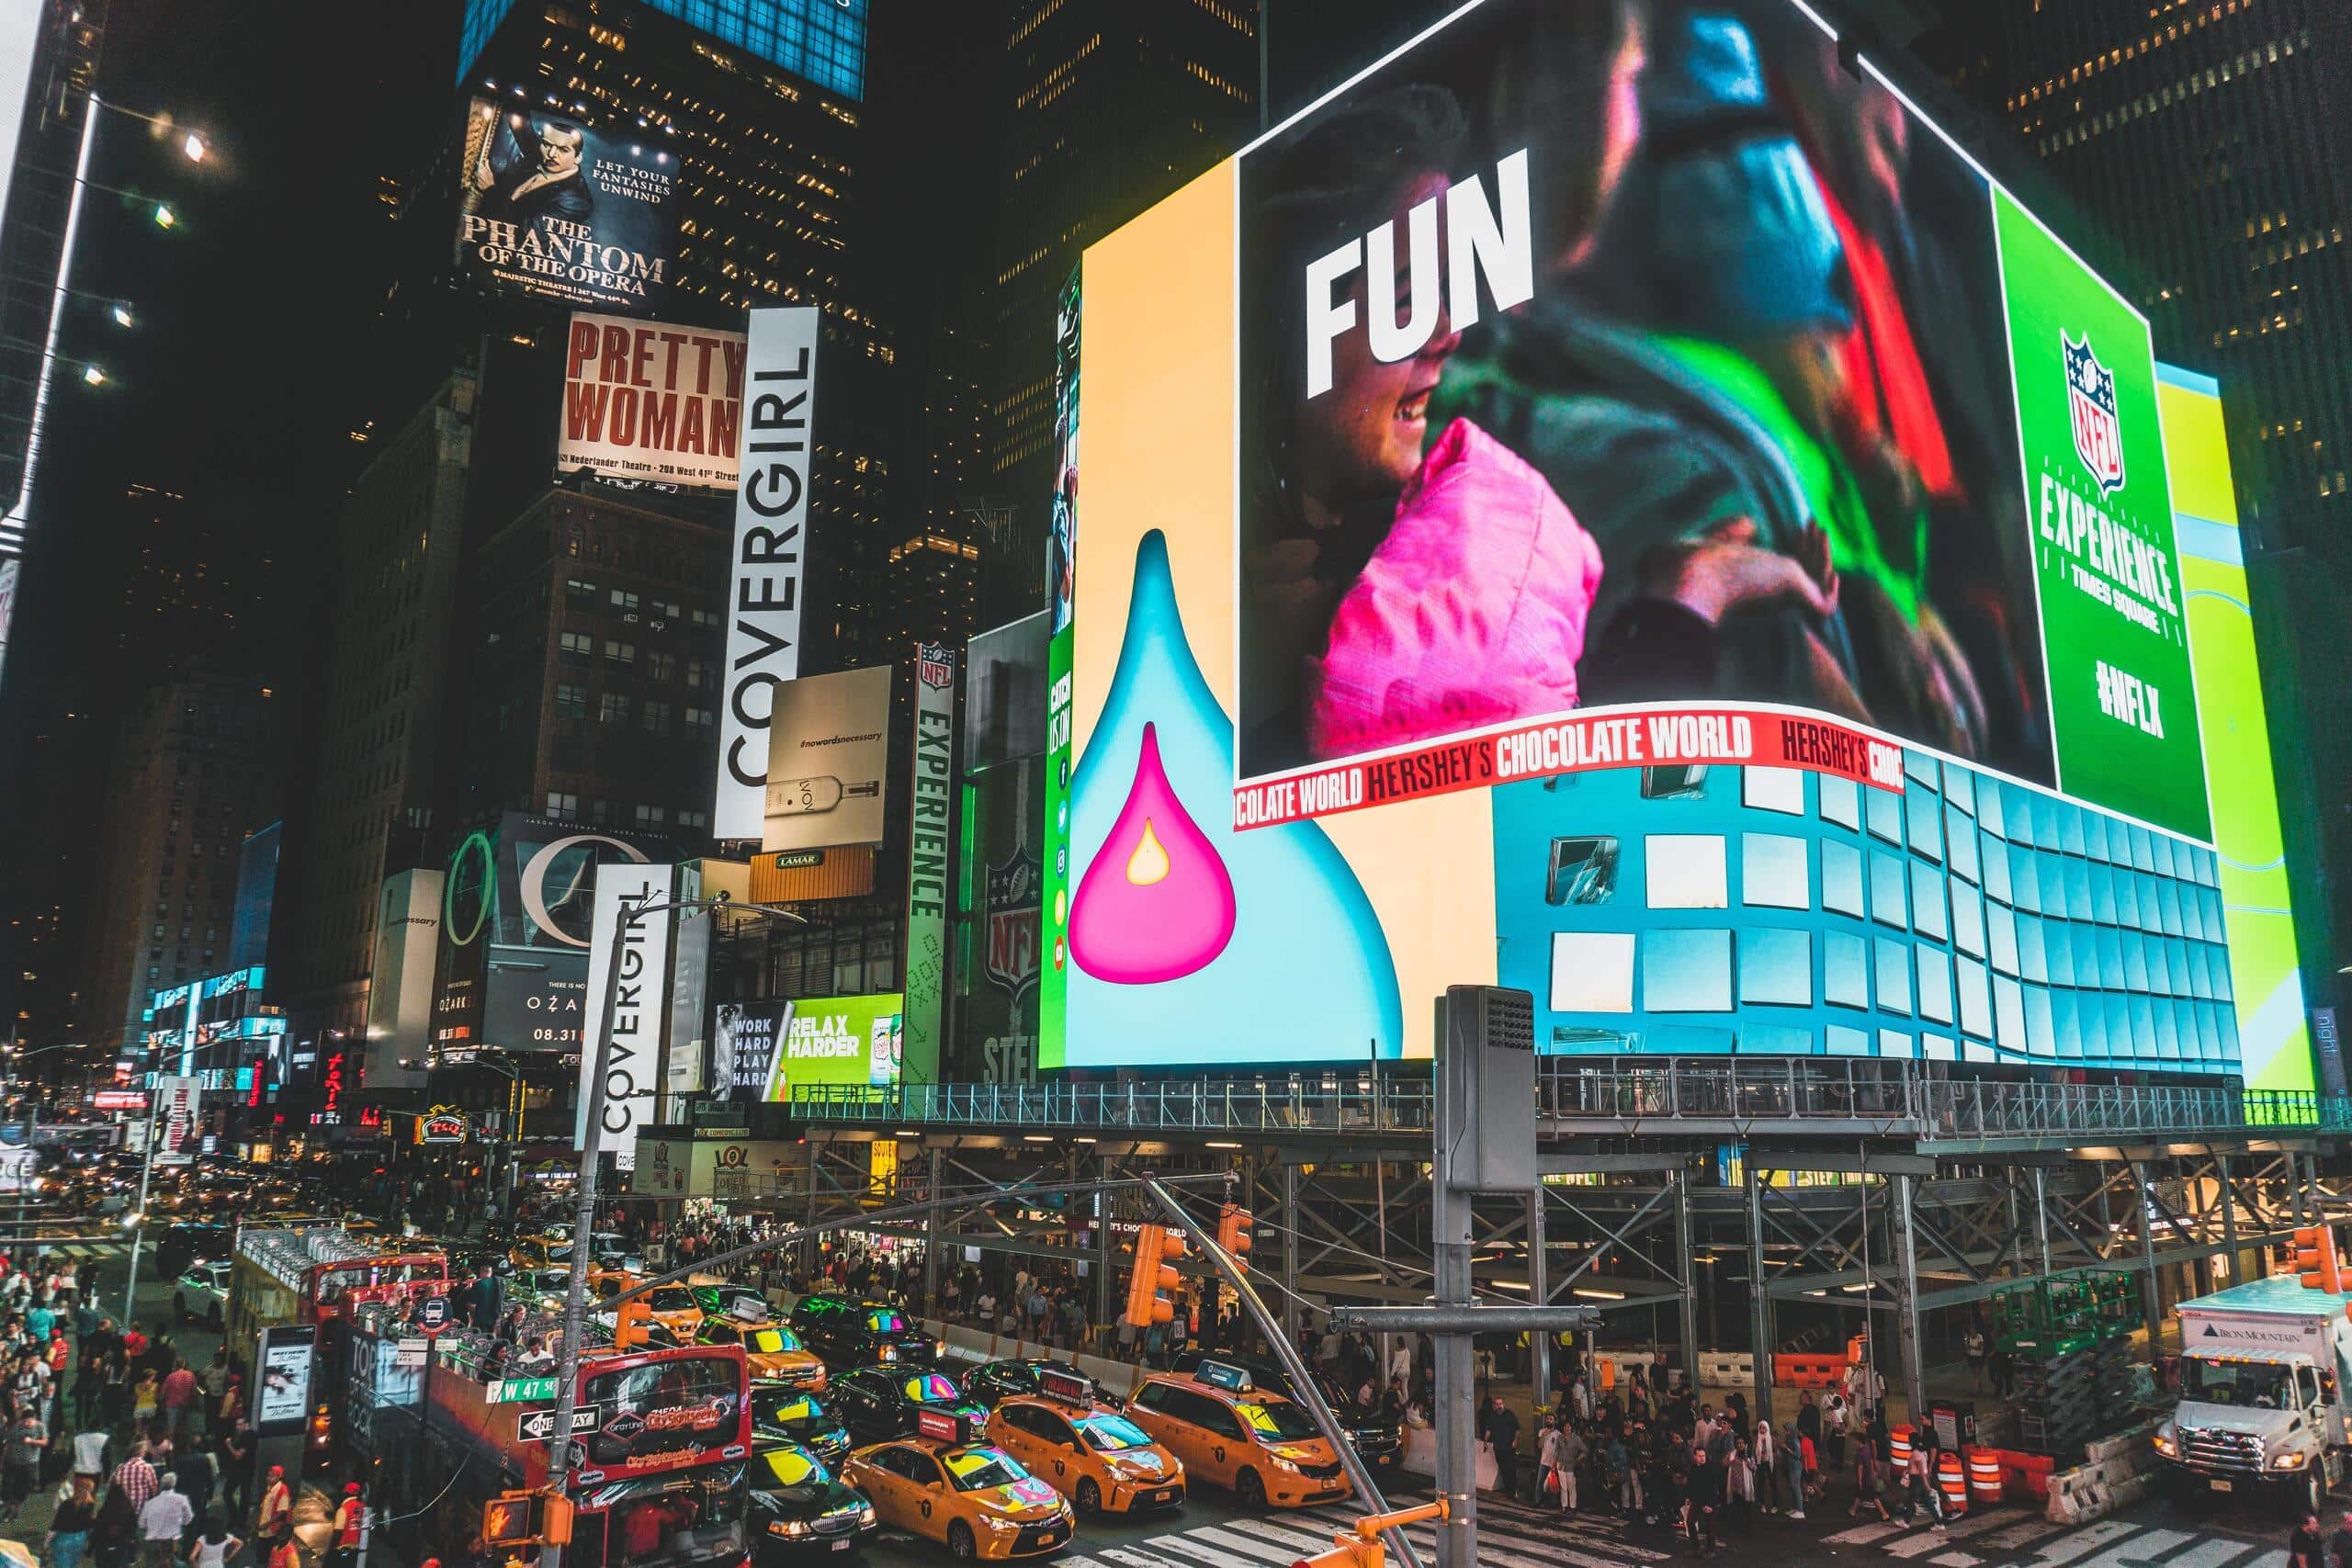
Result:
[986, 0, 1261, 619]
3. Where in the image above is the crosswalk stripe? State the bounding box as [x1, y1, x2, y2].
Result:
[1834, 1521, 1918, 1544]
[1178, 1525, 1314, 1565]
[1928, 1551, 1981, 1567]
[1891, 1526, 1974, 1558]
[1220, 1517, 1346, 1555]
[1132, 1532, 1250, 1568]
[1947, 1508, 2039, 1542]
[1984, 1517, 2072, 1550]
[2162, 1539, 2267, 1568]
[1097, 1548, 1203, 1568]
[2031, 1521, 2149, 1566]
[2075, 1528, 2190, 1568]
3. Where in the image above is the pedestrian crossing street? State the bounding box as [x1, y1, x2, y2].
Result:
[974, 1488, 2292, 1568]
[47, 1242, 127, 1259]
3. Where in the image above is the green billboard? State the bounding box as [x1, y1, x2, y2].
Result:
[759, 992, 904, 1102]
[1996, 188, 2210, 841]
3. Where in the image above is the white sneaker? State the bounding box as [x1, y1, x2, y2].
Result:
[1791, 1510, 1806, 1520]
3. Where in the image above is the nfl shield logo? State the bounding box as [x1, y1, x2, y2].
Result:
[2063, 331, 2125, 494]
[917, 642, 955, 690]
[985, 846, 1040, 998]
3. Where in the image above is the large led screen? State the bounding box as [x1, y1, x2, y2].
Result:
[1041, 0, 2234, 1070]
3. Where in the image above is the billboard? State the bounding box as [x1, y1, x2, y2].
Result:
[578, 864, 673, 1169]
[755, 993, 904, 1102]
[716, 306, 822, 839]
[2160, 363, 2309, 1089]
[457, 98, 675, 311]
[362, 870, 442, 1092]
[435, 814, 668, 1059]
[761, 664, 890, 852]
[559, 313, 745, 490]
[155, 1077, 199, 1166]
[904, 645, 956, 1084]
[1042, 0, 2232, 1070]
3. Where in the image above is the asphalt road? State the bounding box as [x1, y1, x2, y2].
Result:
[852, 1471, 2308, 1568]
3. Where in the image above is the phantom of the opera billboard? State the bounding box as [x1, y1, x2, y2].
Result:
[1039, 0, 2300, 1085]
[456, 97, 676, 311]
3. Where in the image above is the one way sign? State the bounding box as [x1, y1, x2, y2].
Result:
[517, 1406, 602, 1443]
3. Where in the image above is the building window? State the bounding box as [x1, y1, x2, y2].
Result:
[1738, 928, 1813, 1007]
[546, 792, 580, 819]
[610, 589, 640, 613]
[647, 651, 676, 681]
[678, 809, 708, 829]
[555, 683, 588, 719]
[685, 706, 716, 734]
[1742, 766, 1804, 814]
[1544, 837, 1618, 906]
[642, 701, 673, 733]
[634, 804, 667, 827]
[560, 631, 594, 657]
[566, 578, 595, 604]
[686, 658, 706, 688]
[600, 693, 633, 726]
[1550, 932, 1634, 1013]
[604, 640, 636, 665]
[1645, 835, 1727, 909]
[1643, 929, 1733, 1012]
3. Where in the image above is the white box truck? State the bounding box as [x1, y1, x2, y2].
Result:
[2154, 1276, 2352, 1516]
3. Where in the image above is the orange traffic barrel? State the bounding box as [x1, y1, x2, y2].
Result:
[1938, 1451, 1970, 1517]
[1890, 1424, 1914, 1472]
[1966, 1449, 2004, 1506]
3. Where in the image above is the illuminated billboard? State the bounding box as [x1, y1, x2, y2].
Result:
[2161, 364, 2308, 1090]
[1041, 0, 2241, 1071]
[558, 313, 744, 491]
[740, 993, 905, 1102]
[456, 98, 676, 312]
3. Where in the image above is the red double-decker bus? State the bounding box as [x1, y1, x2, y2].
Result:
[367, 1326, 753, 1568]
[227, 1226, 450, 1452]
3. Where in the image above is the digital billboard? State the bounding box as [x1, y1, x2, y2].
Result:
[559, 313, 745, 491]
[2161, 364, 2309, 1090]
[1041, 0, 2239, 1071]
[761, 665, 890, 852]
[435, 814, 670, 1058]
[751, 993, 904, 1102]
[456, 97, 676, 312]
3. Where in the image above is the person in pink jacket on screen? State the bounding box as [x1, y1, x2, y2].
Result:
[1303, 413, 1604, 760]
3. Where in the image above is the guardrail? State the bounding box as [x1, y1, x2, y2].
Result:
[788, 1060, 2352, 1145]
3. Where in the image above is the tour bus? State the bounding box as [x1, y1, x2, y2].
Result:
[226, 1224, 449, 1453]
[368, 1321, 757, 1568]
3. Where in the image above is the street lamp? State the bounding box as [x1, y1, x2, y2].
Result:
[79, 364, 102, 386]
[539, 894, 804, 1562]
[180, 131, 204, 163]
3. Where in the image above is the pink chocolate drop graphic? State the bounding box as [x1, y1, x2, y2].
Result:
[1068, 721, 1237, 984]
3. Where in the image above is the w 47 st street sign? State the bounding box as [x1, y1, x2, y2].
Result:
[517, 1406, 602, 1444]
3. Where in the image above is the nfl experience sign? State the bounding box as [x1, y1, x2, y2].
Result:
[715, 306, 822, 840]
[559, 313, 745, 491]
[456, 99, 675, 311]
[578, 865, 674, 1169]
[904, 645, 957, 1082]
[1996, 189, 2208, 840]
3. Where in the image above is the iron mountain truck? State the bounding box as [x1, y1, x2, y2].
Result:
[2154, 1277, 2352, 1516]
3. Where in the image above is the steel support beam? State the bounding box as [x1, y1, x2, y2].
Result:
[1675, 1170, 1700, 1393]
[1890, 1172, 1926, 1423]
[1746, 1162, 1773, 1427]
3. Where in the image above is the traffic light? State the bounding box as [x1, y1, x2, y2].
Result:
[1289, 1540, 1381, 1568]
[1123, 1224, 1187, 1331]
[1216, 1204, 1255, 1275]
[2295, 1225, 2343, 1293]
[483, 1490, 573, 1549]
[614, 1299, 654, 1348]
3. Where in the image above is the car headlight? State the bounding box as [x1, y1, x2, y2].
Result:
[2154, 1431, 2177, 1456]
[981, 1513, 1020, 1532]
[774, 1519, 812, 1538]
[2272, 1450, 2308, 1471]
[1269, 1454, 1301, 1474]
[855, 1504, 876, 1526]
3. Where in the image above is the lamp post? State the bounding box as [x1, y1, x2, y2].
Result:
[538, 894, 802, 1564]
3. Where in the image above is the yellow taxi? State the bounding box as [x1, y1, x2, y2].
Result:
[634, 1282, 706, 1339]
[1125, 1360, 1349, 1509]
[984, 1368, 1185, 1517]
[696, 1307, 829, 1392]
[842, 1410, 1075, 1561]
